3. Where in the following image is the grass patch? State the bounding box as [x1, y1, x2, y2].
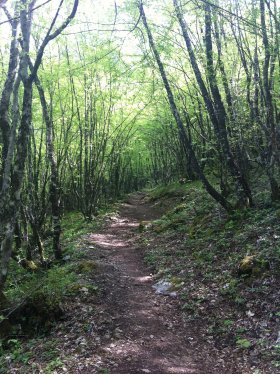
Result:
[148, 181, 202, 201]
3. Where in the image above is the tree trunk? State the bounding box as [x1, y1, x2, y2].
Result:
[0, 8, 19, 180]
[139, 1, 232, 213]
[173, 0, 253, 208]
[33, 75, 62, 259]
[0, 0, 79, 292]
[260, 0, 280, 200]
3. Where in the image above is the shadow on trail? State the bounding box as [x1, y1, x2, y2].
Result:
[85, 192, 222, 374]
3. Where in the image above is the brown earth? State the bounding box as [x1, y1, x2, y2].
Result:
[12, 192, 259, 373]
[60, 192, 248, 374]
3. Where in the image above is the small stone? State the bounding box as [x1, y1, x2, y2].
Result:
[169, 291, 177, 297]
[152, 280, 173, 295]
[246, 310, 255, 317]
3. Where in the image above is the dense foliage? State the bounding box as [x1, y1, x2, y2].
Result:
[0, 0, 279, 301]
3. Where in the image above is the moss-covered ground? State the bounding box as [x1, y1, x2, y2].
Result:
[141, 181, 280, 372]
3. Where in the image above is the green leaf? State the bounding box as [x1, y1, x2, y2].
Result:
[223, 319, 234, 327]
[236, 338, 251, 349]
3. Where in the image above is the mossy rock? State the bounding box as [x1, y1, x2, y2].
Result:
[67, 283, 98, 295]
[238, 255, 270, 277]
[76, 260, 97, 273]
[18, 259, 38, 271]
[139, 221, 152, 232]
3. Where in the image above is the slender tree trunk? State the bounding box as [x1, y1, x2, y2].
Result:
[213, 18, 234, 120]
[0, 0, 79, 293]
[33, 75, 62, 259]
[260, 0, 280, 200]
[0, 0, 33, 292]
[0, 8, 19, 180]
[139, 1, 232, 212]
[0, 12, 20, 281]
[173, 0, 253, 207]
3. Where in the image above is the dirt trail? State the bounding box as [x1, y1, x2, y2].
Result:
[85, 192, 223, 374]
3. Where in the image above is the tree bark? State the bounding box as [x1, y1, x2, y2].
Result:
[139, 1, 232, 212]
[0, 0, 79, 293]
[33, 74, 62, 259]
[173, 0, 253, 208]
[260, 0, 280, 200]
[0, 5, 19, 179]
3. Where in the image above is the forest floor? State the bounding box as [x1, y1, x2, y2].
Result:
[2, 187, 280, 373]
[49, 191, 241, 374]
[81, 191, 224, 374]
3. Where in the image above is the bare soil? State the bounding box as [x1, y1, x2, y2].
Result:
[64, 192, 247, 374]
[13, 192, 261, 373]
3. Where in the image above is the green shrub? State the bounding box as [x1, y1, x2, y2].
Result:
[32, 266, 75, 308]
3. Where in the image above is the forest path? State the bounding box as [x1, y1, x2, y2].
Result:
[82, 192, 221, 374]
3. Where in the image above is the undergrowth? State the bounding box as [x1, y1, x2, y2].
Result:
[143, 181, 280, 371]
[0, 210, 104, 373]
